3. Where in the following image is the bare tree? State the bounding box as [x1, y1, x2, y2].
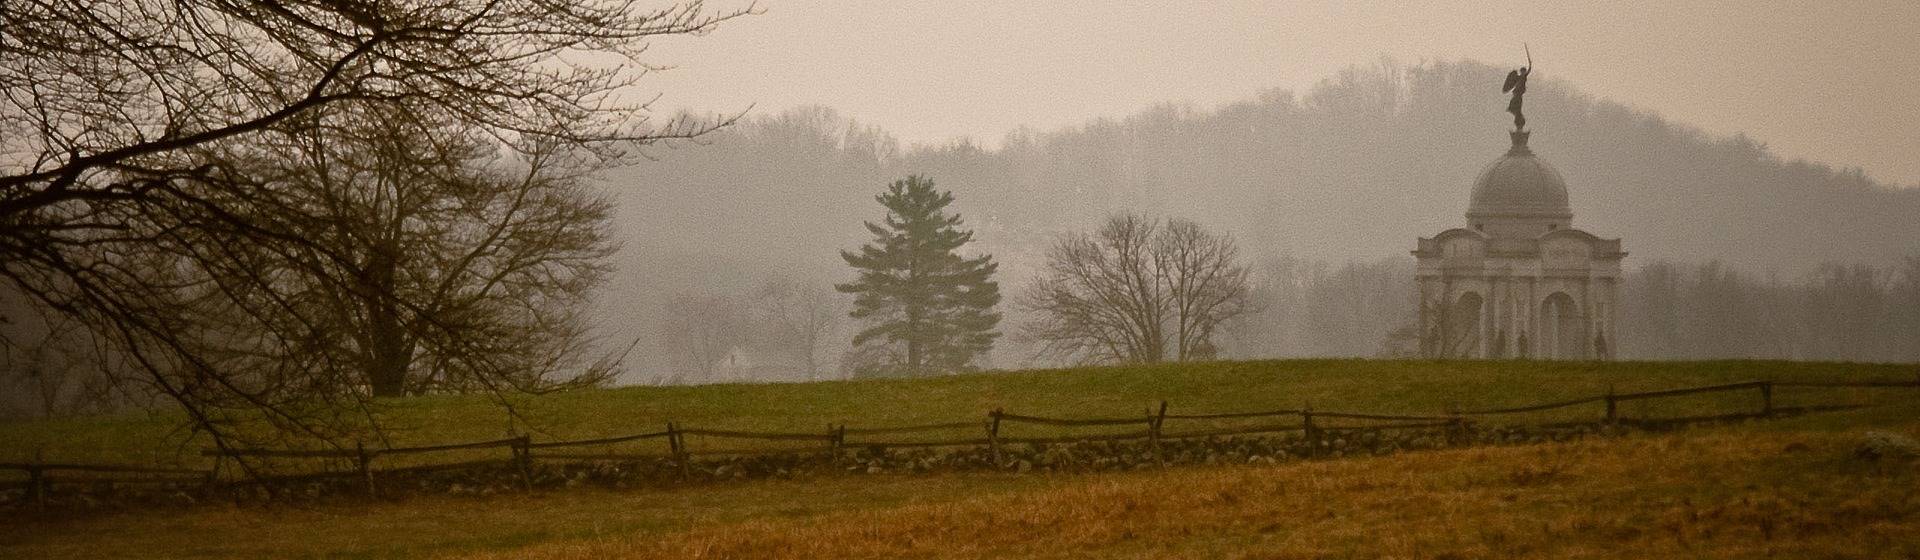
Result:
[660, 292, 747, 384]
[204, 104, 619, 398]
[1416, 295, 1478, 359]
[754, 277, 840, 381]
[1155, 219, 1254, 361]
[1021, 213, 1251, 365]
[0, 0, 747, 449]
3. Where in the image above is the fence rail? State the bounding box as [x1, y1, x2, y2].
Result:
[159, 377, 1920, 467]
[678, 429, 836, 441]
[200, 448, 356, 458]
[0, 462, 205, 475]
[378, 437, 522, 455]
[1610, 380, 1765, 402]
[524, 451, 675, 461]
[999, 430, 1155, 445]
[1773, 380, 1920, 388]
[1458, 396, 1605, 415]
[1312, 411, 1456, 422]
[1162, 409, 1303, 420]
[7, 374, 1916, 506]
[840, 422, 981, 436]
[842, 438, 994, 449]
[995, 413, 1148, 427]
[523, 430, 673, 449]
[0, 461, 216, 507]
[1159, 423, 1306, 440]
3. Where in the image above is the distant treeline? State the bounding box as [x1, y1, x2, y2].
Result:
[601, 59, 1918, 380]
[1620, 259, 1920, 363]
[1218, 256, 1920, 364]
[5, 254, 1915, 416]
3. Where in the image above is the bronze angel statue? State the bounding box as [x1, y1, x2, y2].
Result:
[1502, 46, 1532, 130]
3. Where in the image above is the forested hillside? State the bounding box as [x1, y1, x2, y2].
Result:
[591, 60, 1918, 381]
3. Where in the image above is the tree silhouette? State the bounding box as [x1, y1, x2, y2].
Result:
[837, 176, 1001, 376]
[1020, 213, 1252, 365]
[0, 0, 745, 449]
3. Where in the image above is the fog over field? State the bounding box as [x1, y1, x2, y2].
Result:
[596, 60, 1920, 382]
[3, 2, 1918, 423]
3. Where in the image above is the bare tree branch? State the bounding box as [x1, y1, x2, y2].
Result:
[1020, 213, 1251, 366]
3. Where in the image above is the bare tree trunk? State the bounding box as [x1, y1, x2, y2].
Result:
[906, 309, 923, 377]
[363, 247, 411, 397]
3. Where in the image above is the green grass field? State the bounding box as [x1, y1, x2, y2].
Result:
[2, 359, 1918, 559]
[2, 359, 1916, 467]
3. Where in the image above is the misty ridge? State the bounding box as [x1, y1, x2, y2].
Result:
[603, 59, 1920, 383]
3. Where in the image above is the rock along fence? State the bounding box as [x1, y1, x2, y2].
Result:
[4, 375, 1918, 506]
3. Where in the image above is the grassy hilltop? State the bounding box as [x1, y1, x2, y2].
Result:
[3, 359, 1916, 466]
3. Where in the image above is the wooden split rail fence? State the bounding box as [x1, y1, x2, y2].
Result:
[0, 462, 212, 507]
[5, 375, 1917, 503]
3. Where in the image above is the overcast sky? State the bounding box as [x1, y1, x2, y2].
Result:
[643, 1, 1920, 187]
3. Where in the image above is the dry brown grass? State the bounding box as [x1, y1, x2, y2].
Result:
[6, 410, 1917, 559]
[454, 426, 1920, 560]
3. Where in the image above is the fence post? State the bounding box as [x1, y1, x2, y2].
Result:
[1604, 385, 1618, 426]
[209, 452, 225, 488]
[1301, 406, 1318, 459]
[1759, 381, 1774, 418]
[987, 409, 1004, 468]
[512, 435, 534, 492]
[1148, 401, 1168, 469]
[667, 422, 689, 481]
[355, 441, 377, 498]
[25, 463, 45, 508]
[828, 423, 844, 459]
[204, 453, 221, 492]
[1445, 403, 1463, 447]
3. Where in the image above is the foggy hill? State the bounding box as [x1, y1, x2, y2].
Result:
[596, 59, 1920, 379]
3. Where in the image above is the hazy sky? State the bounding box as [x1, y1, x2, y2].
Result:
[643, 1, 1920, 187]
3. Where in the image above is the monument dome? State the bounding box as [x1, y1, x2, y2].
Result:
[1466, 131, 1571, 222]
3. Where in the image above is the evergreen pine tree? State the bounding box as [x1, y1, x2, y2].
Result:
[837, 176, 1001, 376]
